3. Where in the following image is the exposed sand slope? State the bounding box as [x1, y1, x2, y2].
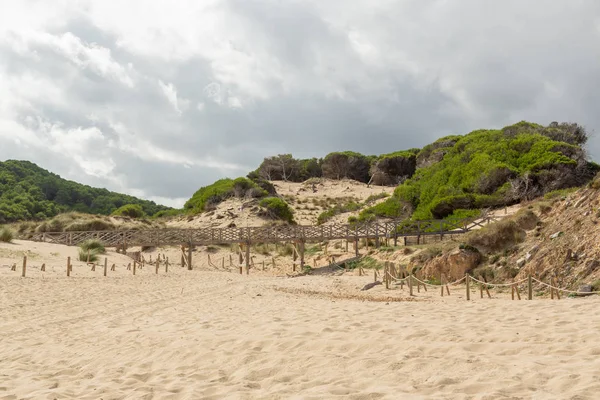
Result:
[1, 262, 600, 399]
[167, 178, 394, 229]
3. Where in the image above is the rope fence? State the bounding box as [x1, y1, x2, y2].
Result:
[379, 261, 600, 300]
[2, 254, 172, 278]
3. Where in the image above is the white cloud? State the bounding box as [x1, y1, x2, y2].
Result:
[2, 30, 136, 87]
[158, 80, 188, 114]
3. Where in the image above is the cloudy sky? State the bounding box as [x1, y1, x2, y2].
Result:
[1, 0, 599, 207]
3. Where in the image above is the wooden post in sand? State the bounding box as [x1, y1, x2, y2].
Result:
[166, 257, 169, 273]
[155, 258, 160, 274]
[103, 258, 108, 277]
[67, 256, 71, 277]
[441, 274, 444, 297]
[408, 274, 413, 296]
[133, 261, 136, 275]
[552, 277, 560, 299]
[21, 256, 27, 277]
[528, 275, 533, 300]
[465, 274, 470, 301]
[245, 242, 250, 275]
[383, 261, 390, 289]
[187, 243, 193, 270]
[299, 241, 305, 271]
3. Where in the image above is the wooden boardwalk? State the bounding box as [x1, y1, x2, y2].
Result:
[30, 216, 495, 248]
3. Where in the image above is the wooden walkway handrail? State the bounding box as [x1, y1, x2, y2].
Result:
[28, 214, 489, 248]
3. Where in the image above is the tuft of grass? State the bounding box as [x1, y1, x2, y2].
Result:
[253, 243, 271, 256]
[277, 243, 295, 257]
[472, 265, 496, 282]
[79, 239, 106, 254]
[0, 227, 15, 243]
[347, 256, 383, 270]
[78, 248, 99, 262]
[317, 201, 361, 224]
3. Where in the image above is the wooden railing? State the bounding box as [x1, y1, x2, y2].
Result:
[27, 214, 497, 248]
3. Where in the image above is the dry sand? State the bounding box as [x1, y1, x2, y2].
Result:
[2, 241, 600, 399]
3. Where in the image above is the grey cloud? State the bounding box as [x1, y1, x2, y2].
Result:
[1, 0, 600, 207]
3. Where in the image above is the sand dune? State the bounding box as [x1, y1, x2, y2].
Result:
[2, 257, 600, 399]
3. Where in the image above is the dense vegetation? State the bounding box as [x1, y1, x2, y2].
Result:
[359, 121, 598, 221]
[0, 160, 170, 223]
[184, 177, 268, 213]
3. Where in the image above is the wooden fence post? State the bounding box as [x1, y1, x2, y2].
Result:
[385, 262, 389, 289]
[166, 257, 169, 273]
[245, 242, 250, 275]
[408, 274, 413, 296]
[67, 256, 71, 277]
[528, 275, 532, 300]
[133, 261, 136, 275]
[103, 258, 108, 277]
[21, 256, 27, 278]
[188, 244, 193, 270]
[465, 274, 470, 301]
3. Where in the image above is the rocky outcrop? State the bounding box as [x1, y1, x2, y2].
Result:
[418, 248, 482, 282]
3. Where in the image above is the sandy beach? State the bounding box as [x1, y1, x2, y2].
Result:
[2, 248, 600, 400]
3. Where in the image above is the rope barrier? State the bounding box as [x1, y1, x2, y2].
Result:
[468, 276, 529, 287]
[382, 273, 599, 297]
[531, 277, 600, 295]
[389, 274, 466, 287]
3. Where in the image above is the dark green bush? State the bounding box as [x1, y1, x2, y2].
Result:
[112, 204, 145, 218]
[259, 197, 295, 223]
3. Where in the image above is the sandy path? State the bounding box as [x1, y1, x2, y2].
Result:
[1, 270, 599, 399]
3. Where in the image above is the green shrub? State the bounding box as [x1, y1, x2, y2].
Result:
[79, 239, 106, 254]
[153, 209, 184, 218]
[184, 177, 267, 213]
[0, 227, 15, 243]
[259, 197, 294, 223]
[544, 188, 577, 199]
[363, 192, 390, 204]
[112, 204, 145, 218]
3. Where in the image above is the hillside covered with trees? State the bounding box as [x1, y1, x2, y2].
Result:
[0, 160, 170, 223]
